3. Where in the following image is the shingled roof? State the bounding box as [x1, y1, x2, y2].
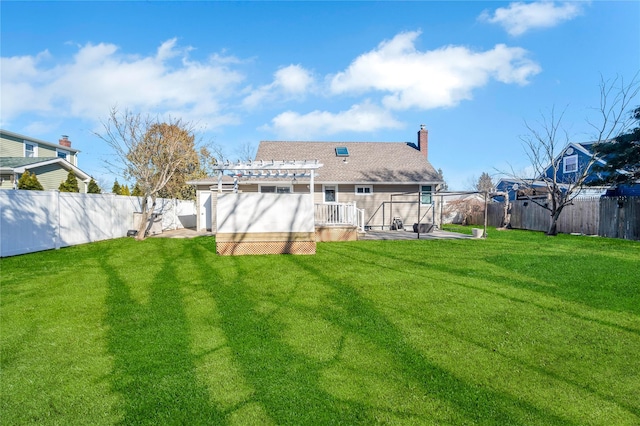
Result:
[0, 157, 91, 180]
[0, 157, 62, 168]
[255, 141, 440, 184]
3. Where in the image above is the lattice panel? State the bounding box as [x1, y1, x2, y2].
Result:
[216, 241, 316, 256]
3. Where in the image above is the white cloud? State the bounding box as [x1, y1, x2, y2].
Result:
[243, 64, 314, 109]
[263, 101, 402, 139]
[330, 31, 541, 110]
[0, 39, 245, 128]
[479, 1, 584, 36]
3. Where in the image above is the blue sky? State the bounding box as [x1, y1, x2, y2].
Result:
[1, 1, 639, 190]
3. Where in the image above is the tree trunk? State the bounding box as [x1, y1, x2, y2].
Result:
[503, 201, 512, 228]
[546, 208, 563, 236]
[136, 197, 150, 241]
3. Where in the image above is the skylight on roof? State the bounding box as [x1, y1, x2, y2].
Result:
[335, 147, 349, 157]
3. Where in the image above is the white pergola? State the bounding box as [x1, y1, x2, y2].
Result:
[212, 159, 323, 194]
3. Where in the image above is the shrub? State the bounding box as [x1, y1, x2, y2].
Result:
[17, 171, 44, 190]
[87, 178, 101, 194]
[59, 170, 79, 192]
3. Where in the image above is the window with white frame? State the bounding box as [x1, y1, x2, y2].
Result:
[24, 141, 38, 157]
[420, 185, 432, 204]
[57, 149, 70, 160]
[563, 155, 578, 173]
[355, 185, 372, 195]
[260, 185, 292, 193]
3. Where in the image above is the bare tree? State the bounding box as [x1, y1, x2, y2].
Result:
[235, 141, 257, 161]
[508, 75, 639, 235]
[95, 108, 199, 240]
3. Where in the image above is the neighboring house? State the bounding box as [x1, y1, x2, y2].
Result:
[0, 129, 91, 192]
[189, 126, 444, 232]
[494, 140, 634, 201]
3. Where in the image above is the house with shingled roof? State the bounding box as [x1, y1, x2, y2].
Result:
[189, 126, 444, 233]
[1, 129, 91, 192]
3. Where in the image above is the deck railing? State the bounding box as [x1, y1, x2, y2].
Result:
[315, 202, 365, 232]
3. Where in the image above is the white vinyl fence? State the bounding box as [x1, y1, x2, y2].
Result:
[0, 191, 196, 257]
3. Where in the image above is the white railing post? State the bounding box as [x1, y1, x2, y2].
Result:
[352, 201, 357, 226]
[314, 202, 365, 231]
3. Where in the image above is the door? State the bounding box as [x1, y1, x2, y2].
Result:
[198, 191, 212, 231]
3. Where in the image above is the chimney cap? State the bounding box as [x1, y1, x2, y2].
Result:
[61, 135, 69, 139]
[420, 124, 426, 130]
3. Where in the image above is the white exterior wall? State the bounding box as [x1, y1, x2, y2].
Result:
[194, 181, 440, 232]
[0, 191, 196, 257]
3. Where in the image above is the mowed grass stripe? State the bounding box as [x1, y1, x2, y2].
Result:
[1, 228, 638, 424]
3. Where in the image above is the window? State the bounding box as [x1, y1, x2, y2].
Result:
[355, 185, 372, 195]
[57, 149, 70, 160]
[335, 147, 349, 157]
[324, 185, 337, 203]
[260, 185, 291, 193]
[563, 155, 578, 173]
[420, 185, 432, 204]
[24, 142, 38, 157]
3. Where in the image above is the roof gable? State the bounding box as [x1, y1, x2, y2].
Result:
[541, 141, 607, 180]
[0, 157, 91, 181]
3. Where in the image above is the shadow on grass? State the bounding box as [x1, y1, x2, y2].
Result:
[188, 238, 374, 424]
[485, 252, 640, 316]
[101, 241, 225, 425]
[189, 238, 573, 425]
[335, 241, 640, 336]
[322, 242, 640, 417]
[284, 252, 576, 425]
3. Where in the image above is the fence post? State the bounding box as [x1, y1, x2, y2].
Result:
[110, 193, 116, 239]
[171, 198, 176, 230]
[55, 191, 61, 250]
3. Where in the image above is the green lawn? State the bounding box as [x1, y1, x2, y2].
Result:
[1, 228, 639, 425]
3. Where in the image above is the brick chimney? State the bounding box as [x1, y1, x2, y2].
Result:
[59, 135, 71, 148]
[417, 125, 428, 159]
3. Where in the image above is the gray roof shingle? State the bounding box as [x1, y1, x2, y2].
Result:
[255, 141, 440, 183]
[0, 157, 60, 168]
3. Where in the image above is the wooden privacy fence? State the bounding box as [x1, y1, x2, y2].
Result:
[468, 196, 639, 240]
[598, 197, 640, 240]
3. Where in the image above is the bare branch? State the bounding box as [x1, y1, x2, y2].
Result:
[499, 74, 638, 235]
[93, 107, 199, 239]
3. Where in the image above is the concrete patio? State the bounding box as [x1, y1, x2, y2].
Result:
[360, 229, 475, 240]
